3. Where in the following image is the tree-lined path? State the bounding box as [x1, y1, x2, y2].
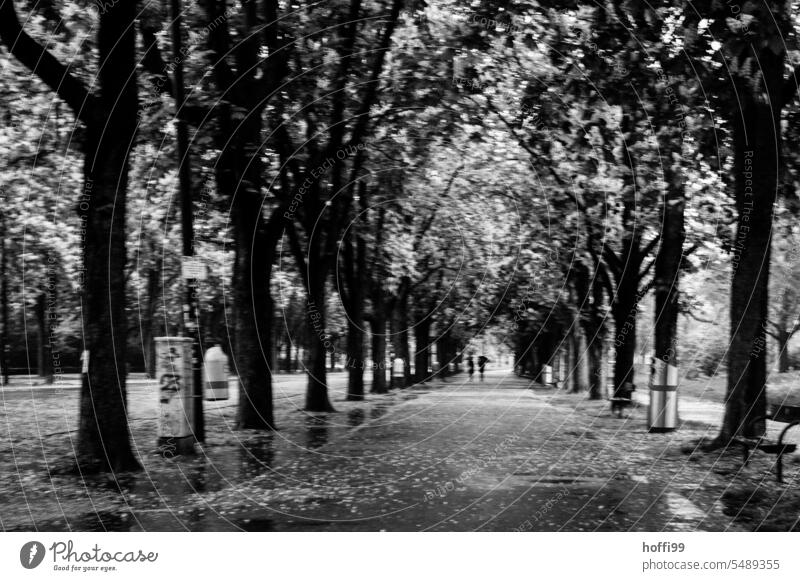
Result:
[3, 371, 798, 532]
[4, 0, 800, 534]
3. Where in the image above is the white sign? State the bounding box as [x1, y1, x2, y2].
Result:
[181, 257, 208, 280]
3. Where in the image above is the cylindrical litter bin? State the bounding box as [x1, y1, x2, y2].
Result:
[649, 358, 678, 432]
[155, 337, 195, 455]
[606, 351, 616, 399]
[392, 357, 404, 388]
[543, 364, 553, 385]
[203, 345, 229, 400]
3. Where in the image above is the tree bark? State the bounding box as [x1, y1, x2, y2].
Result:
[305, 270, 335, 411]
[142, 260, 161, 379]
[76, 4, 141, 472]
[571, 326, 590, 393]
[35, 291, 53, 383]
[0, 211, 8, 385]
[344, 230, 366, 400]
[370, 306, 388, 393]
[203, 0, 277, 429]
[0, 0, 142, 473]
[586, 339, 603, 399]
[719, 48, 783, 442]
[777, 330, 790, 373]
[611, 242, 639, 396]
[395, 281, 411, 387]
[653, 171, 685, 387]
[414, 317, 431, 383]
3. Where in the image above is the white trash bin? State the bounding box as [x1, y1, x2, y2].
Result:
[543, 364, 553, 385]
[203, 345, 229, 401]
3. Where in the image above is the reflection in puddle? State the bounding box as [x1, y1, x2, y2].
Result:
[185, 463, 209, 493]
[371, 405, 389, 421]
[235, 517, 275, 531]
[240, 438, 274, 474]
[233, 517, 334, 531]
[306, 416, 329, 448]
[348, 409, 366, 427]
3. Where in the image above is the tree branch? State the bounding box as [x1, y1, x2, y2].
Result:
[640, 234, 661, 260]
[0, 0, 96, 124]
[639, 258, 655, 280]
[602, 246, 623, 279]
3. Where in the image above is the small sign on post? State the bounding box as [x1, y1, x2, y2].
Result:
[155, 337, 196, 456]
[181, 257, 208, 280]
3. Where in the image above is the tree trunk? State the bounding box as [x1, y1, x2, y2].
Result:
[720, 48, 783, 441]
[205, 0, 277, 429]
[587, 337, 603, 399]
[414, 317, 431, 383]
[233, 216, 275, 429]
[777, 330, 790, 373]
[344, 230, 366, 401]
[346, 305, 365, 401]
[653, 171, 685, 389]
[35, 292, 53, 383]
[370, 309, 387, 393]
[0, 212, 7, 385]
[75, 3, 141, 473]
[436, 328, 449, 379]
[396, 284, 411, 387]
[611, 253, 639, 396]
[305, 273, 335, 411]
[142, 261, 161, 379]
[565, 330, 577, 390]
[571, 326, 589, 393]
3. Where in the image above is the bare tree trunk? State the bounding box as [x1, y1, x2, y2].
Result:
[142, 261, 161, 379]
[717, 46, 786, 443]
[0, 211, 7, 385]
[777, 330, 790, 373]
[611, 259, 639, 395]
[35, 292, 53, 383]
[371, 308, 387, 393]
[653, 171, 685, 390]
[75, 3, 141, 473]
[0, 4, 138, 462]
[305, 272, 335, 411]
[571, 326, 589, 393]
[587, 338, 603, 399]
[395, 282, 411, 387]
[414, 317, 431, 383]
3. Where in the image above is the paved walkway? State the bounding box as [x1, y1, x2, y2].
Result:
[2, 372, 799, 531]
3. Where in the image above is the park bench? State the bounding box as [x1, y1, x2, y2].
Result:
[734, 404, 800, 483]
[609, 383, 635, 417]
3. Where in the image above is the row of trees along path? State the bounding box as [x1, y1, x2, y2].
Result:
[2, 1, 800, 471]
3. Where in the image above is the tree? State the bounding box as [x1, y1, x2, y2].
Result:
[1, 0, 142, 471]
[685, 1, 797, 441]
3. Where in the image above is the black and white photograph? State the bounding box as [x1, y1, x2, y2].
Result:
[1, 0, 800, 576]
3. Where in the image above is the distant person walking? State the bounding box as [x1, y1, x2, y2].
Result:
[467, 355, 475, 382]
[478, 355, 489, 382]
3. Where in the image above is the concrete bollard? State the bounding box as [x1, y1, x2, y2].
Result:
[155, 337, 195, 456]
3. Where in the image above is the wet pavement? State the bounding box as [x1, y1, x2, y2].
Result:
[2, 372, 799, 531]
